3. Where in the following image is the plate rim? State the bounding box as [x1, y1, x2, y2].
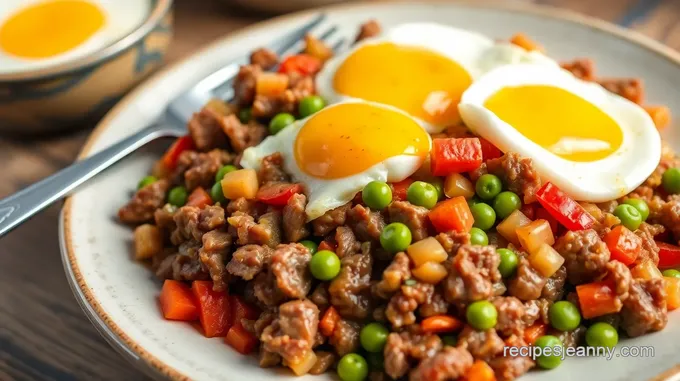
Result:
[60, 1, 680, 380]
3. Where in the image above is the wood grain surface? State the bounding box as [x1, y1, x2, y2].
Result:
[1, 0, 680, 380]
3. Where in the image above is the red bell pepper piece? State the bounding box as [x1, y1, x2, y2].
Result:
[535, 182, 595, 231]
[604, 225, 642, 266]
[225, 324, 258, 355]
[428, 196, 474, 233]
[230, 295, 260, 328]
[278, 54, 322, 76]
[187, 187, 214, 208]
[478, 137, 502, 161]
[192, 281, 231, 337]
[534, 206, 558, 234]
[657, 242, 680, 269]
[159, 280, 199, 321]
[390, 178, 414, 201]
[430, 138, 483, 176]
[319, 306, 341, 337]
[576, 281, 620, 319]
[256, 183, 303, 206]
[161, 136, 194, 170]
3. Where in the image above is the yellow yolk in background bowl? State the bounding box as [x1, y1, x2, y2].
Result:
[484, 85, 623, 162]
[0, 0, 105, 59]
[332, 42, 472, 128]
[294, 102, 430, 179]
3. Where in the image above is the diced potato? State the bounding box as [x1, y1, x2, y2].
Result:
[631, 259, 662, 280]
[407, 237, 447, 267]
[412, 262, 448, 284]
[496, 209, 532, 246]
[444, 173, 475, 199]
[664, 277, 680, 311]
[644, 105, 671, 131]
[517, 219, 555, 254]
[256, 72, 289, 97]
[579, 202, 603, 222]
[205, 98, 235, 116]
[529, 244, 565, 277]
[510, 32, 544, 52]
[221, 169, 259, 200]
[134, 224, 163, 260]
[287, 351, 317, 376]
[304, 34, 333, 62]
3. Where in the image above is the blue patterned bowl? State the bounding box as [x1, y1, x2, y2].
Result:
[0, 0, 173, 135]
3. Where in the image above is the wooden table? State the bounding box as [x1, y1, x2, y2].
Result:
[1, 0, 679, 379]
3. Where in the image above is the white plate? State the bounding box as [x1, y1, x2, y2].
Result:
[60, 2, 680, 380]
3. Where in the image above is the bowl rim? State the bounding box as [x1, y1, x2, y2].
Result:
[60, 1, 680, 380]
[0, 0, 173, 83]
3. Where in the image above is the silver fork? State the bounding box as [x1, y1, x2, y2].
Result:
[0, 14, 345, 238]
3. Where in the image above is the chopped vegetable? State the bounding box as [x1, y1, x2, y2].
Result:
[289, 350, 318, 376]
[604, 225, 642, 266]
[337, 353, 368, 381]
[517, 219, 555, 254]
[644, 105, 671, 130]
[187, 186, 213, 208]
[278, 54, 322, 76]
[320, 306, 341, 337]
[256, 183, 303, 206]
[134, 224, 163, 260]
[430, 138, 483, 176]
[469, 227, 489, 246]
[444, 173, 475, 199]
[470, 202, 496, 231]
[304, 33, 333, 61]
[362, 181, 392, 210]
[161, 135, 195, 170]
[412, 262, 448, 284]
[137, 175, 157, 190]
[528, 243, 564, 277]
[192, 281, 231, 337]
[623, 198, 650, 221]
[230, 295, 260, 327]
[407, 181, 439, 209]
[493, 191, 522, 220]
[523, 322, 547, 345]
[318, 239, 336, 252]
[225, 324, 258, 355]
[391, 178, 414, 201]
[380, 223, 412, 254]
[613, 204, 642, 231]
[428, 196, 474, 233]
[420, 315, 462, 334]
[159, 280, 199, 321]
[269, 112, 296, 135]
[576, 281, 620, 319]
[300, 240, 318, 255]
[220, 169, 259, 200]
[585, 322, 618, 349]
[466, 301, 497, 330]
[657, 242, 680, 269]
[534, 335, 563, 369]
[510, 32, 544, 52]
[475, 174, 502, 201]
[478, 137, 502, 161]
[497, 248, 519, 278]
[662, 167, 680, 194]
[663, 269, 680, 278]
[406, 237, 447, 267]
[298, 95, 326, 118]
[215, 165, 238, 182]
[205, 98, 234, 116]
[464, 360, 496, 381]
[211, 182, 227, 204]
[630, 259, 662, 280]
[535, 182, 595, 231]
[664, 276, 680, 311]
[549, 301, 581, 332]
[256, 72, 289, 96]
[360, 323, 389, 353]
[534, 206, 558, 235]
[310, 250, 341, 281]
[168, 186, 188, 207]
[496, 209, 532, 246]
[519, 203, 536, 220]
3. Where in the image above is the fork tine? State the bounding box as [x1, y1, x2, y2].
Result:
[273, 13, 327, 56]
[331, 38, 346, 52]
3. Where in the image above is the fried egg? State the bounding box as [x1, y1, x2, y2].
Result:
[459, 63, 661, 202]
[0, 0, 151, 73]
[316, 23, 557, 133]
[241, 101, 431, 220]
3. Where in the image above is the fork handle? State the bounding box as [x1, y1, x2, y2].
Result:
[0, 124, 172, 239]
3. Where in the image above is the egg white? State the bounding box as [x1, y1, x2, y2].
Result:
[316, 22, 558, 133]
[459, 63, 661, 202]
[0, 0, 151, 73]
[241, 100, 431, 220]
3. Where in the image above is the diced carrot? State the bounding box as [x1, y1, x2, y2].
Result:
[231, 295, 260, 327]
[187, 186, 213, 208]
[664, 277, 680, 311]
[644, 105, 671, 131]
[320, 306, 340, 337]
[192, 281, 231, 337]
[510, 32, 544, 52]
[161, 136, 195, 170]
[256, 72, 289, 96]
[523, 322, 547, 345]
[576, 281, 620, 319]
[429, 196, 474, 233]
[159, 280, 199, 321]
[604, 225, 642, 266]
[421, 315, 463, 334]
[225, 324, 258, 355]
[391, 178, 414, 201]
[464, 360, 496, 381]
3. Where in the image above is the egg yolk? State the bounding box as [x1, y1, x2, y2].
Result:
[294, 103, 430, 179]
[484, 85, 623, 162]
[0, 0, 105, 59]
[333, 42, 472, 127]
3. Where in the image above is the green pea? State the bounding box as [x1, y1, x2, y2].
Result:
[497, 248, 519, 278]
[366, 352, 384, 371]
[534, 335, 564, 369]
[431, 178, 444, 201]
[475, 174, 503, 200]
[493, 191, 521, 220]
[613, 204, 642, 231]
[441, 335, 457, 347]
[269, 112, 295, 135]
[469, 227, 489, 246]
[623, 198, 650, 222]
[470, 202, 496, 231]
[466, 300, 497, 330]
[300, 240, 318, 255]
[309, 250, 341, 281]
[137, 175, 157, 190]
[215, 165, 237, 182]
[362, 181, 392, 210]
[168, 186, 188, 207]
[337, 353, 369, 381]
[298, 95, 326, 118]
[407, 181, 439, 209]
[663, 167, 680, 194]
[380, 222, 412, 254]
[549, 301, 582, 332]
[360, 323, 389, 353]
[238, 107, 252, 123]
[585, 322, 618, 349]
[468, 196, 482, 208]
[662, 269, 680, 278]
[210, 182, 226, 204]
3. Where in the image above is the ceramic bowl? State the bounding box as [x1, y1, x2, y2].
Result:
[60, 2, 680, 380]
[0, 0, 173, 135]
[224, 0, 356, 14]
